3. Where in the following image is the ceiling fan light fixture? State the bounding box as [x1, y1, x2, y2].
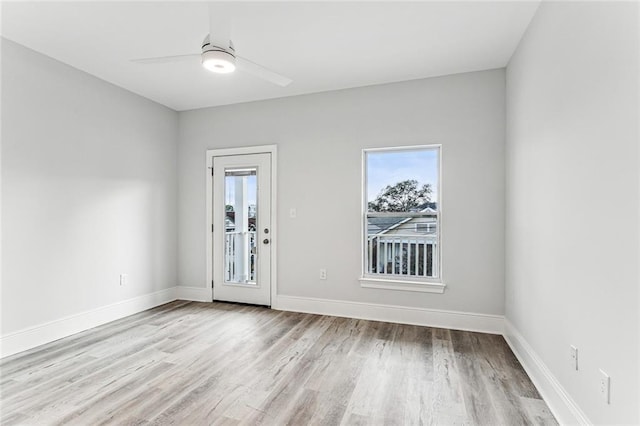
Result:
[201, 49, 236, 74]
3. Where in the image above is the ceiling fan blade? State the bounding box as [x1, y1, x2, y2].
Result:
[131, 54, 200, 64]
[236, 56, 293, 87]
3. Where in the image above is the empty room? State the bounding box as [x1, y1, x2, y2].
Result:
[1, 1, 638, 425]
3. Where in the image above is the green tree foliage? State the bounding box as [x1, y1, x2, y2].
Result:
[368, 179, 432, 212]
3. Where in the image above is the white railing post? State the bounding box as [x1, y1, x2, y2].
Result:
[376, 237, 381, 274]
[368, 236, 374, 274]
[233, 176, 249, 282]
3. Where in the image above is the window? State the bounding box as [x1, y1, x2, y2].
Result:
[362, 146, 442, 292]
[415, 222, 435, 234]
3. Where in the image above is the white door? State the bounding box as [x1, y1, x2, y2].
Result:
[212, 153, 271, 305]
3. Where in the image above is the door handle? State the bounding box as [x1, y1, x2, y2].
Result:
[263, 239, 270, 244]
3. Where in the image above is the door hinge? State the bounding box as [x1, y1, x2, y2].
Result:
[211, 224, 214, 232]
[211, 280, 214, 288]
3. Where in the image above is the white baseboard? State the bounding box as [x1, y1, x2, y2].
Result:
[0, 287, 177, 359]
[176, 286, 212, 302]
[503, 320, 591, 425]
[274, 295, 504, 335]
[0, 287, 589, 425]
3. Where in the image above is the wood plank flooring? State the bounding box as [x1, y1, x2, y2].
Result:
[0, 301, 557, 425]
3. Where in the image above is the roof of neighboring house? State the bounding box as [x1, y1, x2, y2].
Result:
[368, 216, 408, 234]
[415, 202, 438, 211]
[367, 202, 438, 235]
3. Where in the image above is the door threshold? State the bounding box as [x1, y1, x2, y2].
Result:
[212, 299, 271, 309]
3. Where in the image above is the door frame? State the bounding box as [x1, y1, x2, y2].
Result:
[206, 145, 278, 305]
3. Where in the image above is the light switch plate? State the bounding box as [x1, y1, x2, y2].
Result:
[570, 345, 578, 370]
[599, 369, 610, 404]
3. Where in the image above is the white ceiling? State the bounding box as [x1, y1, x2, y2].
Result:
[1, 1, 540, 111]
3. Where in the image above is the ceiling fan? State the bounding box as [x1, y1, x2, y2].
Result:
[131, 4, 292, 87]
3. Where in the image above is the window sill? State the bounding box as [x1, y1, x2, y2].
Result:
[359, 277, 446, 294]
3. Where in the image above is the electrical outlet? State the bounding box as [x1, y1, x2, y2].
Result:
[570, 345, 578, 371]
[319, 268, 327, 280]
[120, 274, 128, 286]
[599, 369, 610, 404]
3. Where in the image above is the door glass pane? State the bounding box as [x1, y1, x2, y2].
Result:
[224, 168, 257, 284]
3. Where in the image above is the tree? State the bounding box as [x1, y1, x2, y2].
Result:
[368, 179, 432, 212]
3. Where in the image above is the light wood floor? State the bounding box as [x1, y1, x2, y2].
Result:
[0, 301, 556, 425]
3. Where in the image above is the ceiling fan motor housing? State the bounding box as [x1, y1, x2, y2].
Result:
[201, 35, 236, 73]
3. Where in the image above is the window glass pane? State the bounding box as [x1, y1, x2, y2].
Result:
[366, 149, 438, 212]
[224, 168, 257, 284]
[365, 148, 439, 280]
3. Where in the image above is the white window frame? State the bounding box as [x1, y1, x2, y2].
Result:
[359, 145, 445, 294]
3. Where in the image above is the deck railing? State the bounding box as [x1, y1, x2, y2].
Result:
[367, 234, 438, 278]
[225, 231, 257, 283]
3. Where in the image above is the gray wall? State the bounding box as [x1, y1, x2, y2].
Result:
[178, 69, 506, 315]
[505, 2, 639, 424]
[1, 40, 179, 334]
